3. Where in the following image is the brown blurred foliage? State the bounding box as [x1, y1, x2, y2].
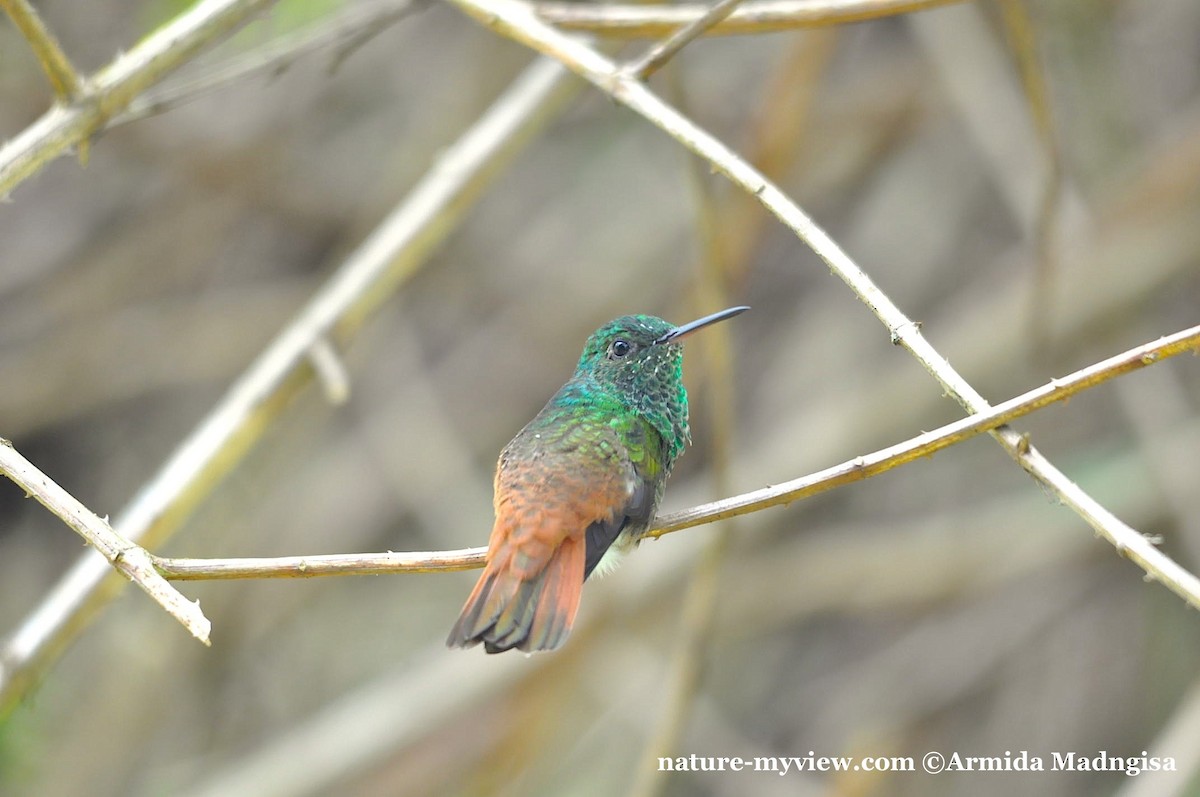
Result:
[2, 1, 1199, 795]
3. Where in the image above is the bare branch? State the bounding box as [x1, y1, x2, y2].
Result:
[0, 439, 210, 644]
[533, 0, 962, 38]
[114, 0, 425, 128]
[154, 548, 486, 579]
[0, 0, 82, 100]
[149, 324, 1200, 582]
[0, 0, 279, 199]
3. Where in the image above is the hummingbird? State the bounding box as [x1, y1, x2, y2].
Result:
[446, 306, 749, 654]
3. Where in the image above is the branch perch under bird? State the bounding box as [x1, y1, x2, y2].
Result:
[151, 323, 1200, 604]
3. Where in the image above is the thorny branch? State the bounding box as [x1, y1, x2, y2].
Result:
[0, 439, 210, 643]
[0, 0, 279, 199]
[114, 0, 425, 128]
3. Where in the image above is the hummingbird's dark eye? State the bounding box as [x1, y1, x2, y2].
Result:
[609, 339, 633, 359]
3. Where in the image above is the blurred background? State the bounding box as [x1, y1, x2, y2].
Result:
[2, 0, 1200, 795]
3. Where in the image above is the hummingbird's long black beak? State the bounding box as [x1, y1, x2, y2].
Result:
[655, 305, 750, 345]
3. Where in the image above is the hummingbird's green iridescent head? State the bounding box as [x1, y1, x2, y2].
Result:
[574, 307, 749, 463]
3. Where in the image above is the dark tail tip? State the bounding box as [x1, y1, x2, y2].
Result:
[446, 564, 576, 654]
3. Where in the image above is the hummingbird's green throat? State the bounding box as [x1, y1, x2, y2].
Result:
[571, 306, 750, 463]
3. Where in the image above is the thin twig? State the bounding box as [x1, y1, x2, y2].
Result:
[994, 0, 1064, 358]
[0, 58, 583, 714]
[149, 323, 1200, 581]
[623, 0, 747, 80]
[307, 338, 351, 406]
[154, 548, 485, 579]
[646, 326, 1200, 537]
[533, 0, 962, 37]
[0, 0, 279, 199]
[0, 439, 210, 644]
[115, 0, 424, 127]
[446, 0, 1200, 610]
[0, 0, 83, 100]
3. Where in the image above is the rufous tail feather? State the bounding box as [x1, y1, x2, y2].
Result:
[446, 536, 584, 653]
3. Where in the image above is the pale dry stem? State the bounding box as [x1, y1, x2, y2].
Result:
[533, 0, 962, 37]
[0, 0, 83, 100]
[0, 439, 210, 644]
[0, 0, 280, 199]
